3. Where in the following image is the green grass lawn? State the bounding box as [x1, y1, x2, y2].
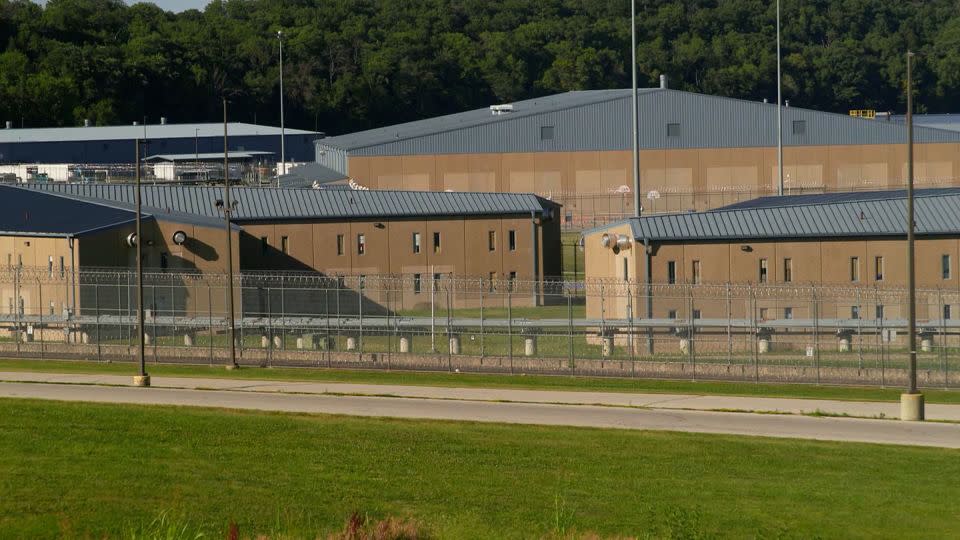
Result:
[2, 358, 959, 404]
[0, 398, 957, 539]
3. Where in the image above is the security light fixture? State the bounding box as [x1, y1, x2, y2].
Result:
[740, 245, 753, 252]
[172, 230, 187, 245]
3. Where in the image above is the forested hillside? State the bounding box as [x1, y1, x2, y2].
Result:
[2, 0, 959, 134]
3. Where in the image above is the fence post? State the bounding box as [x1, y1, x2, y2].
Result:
[37, 277, 43, 360]
[813, 286, 820, 385]
[725, 283, 732, 365]
[357, 280, 363, 357]
[938, 287, 946, 388]
[856, 287, 863, 370]
[751, 286, 759, 382]
[14, 265, 20, 358]
[508, 288, 513, 374]
[208, 282, 214, 365]
[446, 277, 453, 372]
[151, 283, 158, 363]
[689, 285, 695, 381]
[280, 275, 286, 351]
[95, 282, 102, 362]
[479, 278, 485, 361]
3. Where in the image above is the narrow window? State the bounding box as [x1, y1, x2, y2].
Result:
[875, 256, 884, 281]
[413, 273, 422, 294]
[433, 272, 441, 292]
[667, 261, 676, 284]
[759, 258, 768, 283]
[850, 257, 860, 282]
[336, 234, 344, 256]
[691, 260, 701, 284]
[851, 305, 860, 320]
[945, 304, 953, 320]
[336, 276, 345, 289]
[623, 258, 629, 281]
[260, 236, 268, 256]
[6, 254, 10, 268]
[784, 307, 793, 319]
[508, 230, 516, 251]
[943, 254, 951, 280]
[488, 272, 496, 293]
[281, 236, 289, 255]
[759, 307, 769, 320]
[792, 120, 806, 135]
[47, 256, 53, 277]
[412, 232, 421, 254]
[49, 301, 55, 315]
[783, 258, 792, 283]
[59, 256, 65, 278]
[666, 123, 680, 137]
[692, 309, 701, 320]
[433, 232, 441, 254]
[358, 275, 366, 289]
[488, 230, 496, 252]
[357, 233, 365, 255]
[508, 271, 517, 291]
[540, 125, 554, 140]
[160, 252, 168, 270]
[876, 304, 884, 320]
[668, 309, 677, 319]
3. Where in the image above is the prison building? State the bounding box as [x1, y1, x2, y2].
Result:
[314, 87, 960, 226]
[0, 121, 319, 172]
[582, 188, 960, 337]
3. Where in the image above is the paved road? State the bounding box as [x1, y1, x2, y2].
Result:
[0, 380, 958, 448]
[2, 371, 959, 421]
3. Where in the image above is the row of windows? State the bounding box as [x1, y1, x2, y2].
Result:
[667, 305, 955, 321]
[542, 121, 807, 140]
[665, 254, 956, 284]
[410, 271, 519, 294]
[261, 230, 522, 258]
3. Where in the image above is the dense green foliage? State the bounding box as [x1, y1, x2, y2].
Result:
[1, 398, 959, 538]
[2, 0, 960, 134]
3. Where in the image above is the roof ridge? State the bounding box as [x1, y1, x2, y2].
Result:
[706, 187, 960, 214]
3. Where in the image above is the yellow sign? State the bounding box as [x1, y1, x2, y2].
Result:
[849, 109, 876, 119]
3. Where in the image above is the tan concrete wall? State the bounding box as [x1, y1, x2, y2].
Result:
[0, 235, 76, 317]
[348, 142, 960, 225]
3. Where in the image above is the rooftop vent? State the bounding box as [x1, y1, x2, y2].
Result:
[132, 121, 139, 126]
[160, 117, 167, 125]
[83, 119, 91, 127]
[659, 74, 668, 89]
[490, 104, 514, 116]
[4, 121, 11, 130]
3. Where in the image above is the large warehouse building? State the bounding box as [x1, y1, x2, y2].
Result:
[0, 121, 319, 173]
[315, 87, 960, 226]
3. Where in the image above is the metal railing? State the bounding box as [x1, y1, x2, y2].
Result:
[1, 266, 957, 388]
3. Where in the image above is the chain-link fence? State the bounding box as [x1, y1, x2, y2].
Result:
[1, 266, 957, 388]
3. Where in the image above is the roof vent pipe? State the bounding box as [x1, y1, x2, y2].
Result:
[160, 117, 167, 125]
[785, 100, 790, 108]
[132, 121, 139, 126]
[490, 104, 514, 116]
[659, 74, 668, 89]
[4, 121, 11, 130]
[763, 98, 768, 104]
[83, 119, 91, 127]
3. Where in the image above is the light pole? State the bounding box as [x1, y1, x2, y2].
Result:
[133, 138, 150, 387]
[277, 29, 286, 185]
[901, 50, 924, 421]
[776, 0, 784, 196]
[630, 0, 641, 217]
[223, 97, 239, 370]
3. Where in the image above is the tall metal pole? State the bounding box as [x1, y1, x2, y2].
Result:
[630, 0, 641, 217]
[133, 139, 149, 387]
[224, 98, 238, 369]
[277, 29, 286, 185]
[902, 51, 924, 421]
[776, 0, 784, 196]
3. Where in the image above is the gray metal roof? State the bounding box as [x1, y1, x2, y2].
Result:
[590, 188, 960, 242]
[23, 183, 558, 222]
[715, 187, 960, 211]
[0, 123, 317, 144]
[890, 114, 960, 133]
[316, 89, 960, 169]
[0, 185, 146, 236]
[145, 151, 273, 162]
[277, 162, 348, 188]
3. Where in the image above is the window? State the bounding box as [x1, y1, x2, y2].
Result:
[49, 301, 55, 315]
[357, 234, 366, 255]
[850, 257, 860, 282]
[666, 122, 680, 137]
[667, 261, 676, 284]
[945, 304, 953, 320]
[691, 260, 701, 284]
[47, 256, 53, 277]
[160, 252, 168, 270]
[759, 307, 769, 320]
[6, 254, 10, 268]
[358, 275, 366, 289]
[488, 272, 497, 292]
[336, 234, 344, 256]
[17, 254, 22, 267]
[943, 254, 951, 280]
[876, 305, 884, 320]
[508, 230, 516, 251]
[488, 230, 496, 251]
[412, 232, 421, 254]
[433, 273, 442, 292]
[433, 232, 441, 254]
[759, 258, 768, 283]
[7, 298, 11, 314]
[280, 236, 289, 255]
[792, 120, 806, 135]
[260, 236, 268, 256]
[336, 276, 345, 289]
[692, 309, 701, 320]
[59, 256, 65, 278]
[413, 274, 422, 295]
[508, 271, 517, 291]
[851, 305, 860, 320]
[623, 258, 629, 281]
[783, 258, 793, 283]
[784, 307, 793, 319]
[540, 125, 554, 140]
[875, 256, 884, 281]
[668, 309, 677, 319]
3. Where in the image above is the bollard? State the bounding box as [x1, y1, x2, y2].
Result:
[448, 334, 461, 355]
[260, 335, 269, 348]
[346, 336, 357, 351]
[143, 333, 151, 346]
[296, 337, 305, 349]
[601, 335, 614, 357]
[679, 338, 690, 354]
[920, 336, 933, 353]
[399, 334, 411, 353]
[838, 336, 851, 352]
[184, 334, 194, 347]
[273, 335, 282, 349]
[524, 336, 537, 357]
[757, 337, 770, 354]
[81, 332, 90, 345]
